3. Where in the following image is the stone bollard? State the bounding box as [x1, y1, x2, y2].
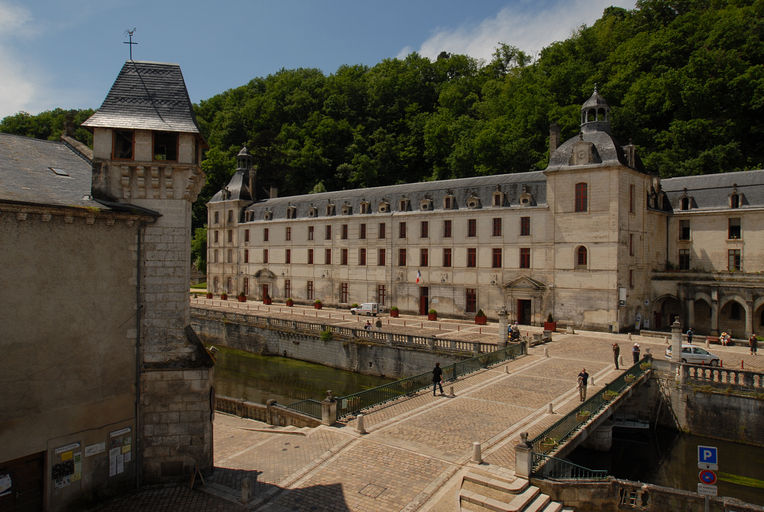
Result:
[590, 376, 594, 385]
[618, 355, 623, 368]
[356, 413, 367, 434]
[505, 366, 510, 374]
[321, 390, 337, 426]
[544, 347, 549, 358]
[449, 386, 455, 398]
[628, 333, 632, 341]
[471, 442, 482, 464]
[515, 440, 532, 478]
[241, 477, 250, 504]
[548, 402, 554, 414]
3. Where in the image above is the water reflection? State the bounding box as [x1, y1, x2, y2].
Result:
[213, 346, 395, 405]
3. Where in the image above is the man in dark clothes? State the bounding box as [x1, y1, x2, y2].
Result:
[432, 362, 444, 396]
[612, 343, 620, 369]
[577, 368, 589, 402]
[632, 343, 641, 364]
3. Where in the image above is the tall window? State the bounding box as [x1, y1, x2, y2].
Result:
[244, 249, 249, 263]
[466, 288, 477, 313]
[520, 216, 530, 236]
[244, 229, 250, 242]
[227, 210, 233, 223]
[360, 223, 366, 239]
[308, 248, 314, 264]
[443, 248, 452, 267]
[576, 246, 587, 267]
[399, 222, 407, 238]
[398, 248, 407, 266]
[680, 197, 690, 210]
[214, 231, 219, 243]
[377, 284, 386, 305]
[728, 218, 741, 239]
[113, 130, 133, 159]
[285, 248, 291, 264]
[325, 225, 332, 240]
[730, 193, 740, 209]
[492, 218, 502, 237]
[227, 249, 232, 263]
[308, 226, 314, 241]
[263, 228, 269, 241]
[341, 224, 348, 239]
[728, 249, 741, 271]
[629, 233, 634, 256]
[519, 248, 531, 268]
[284, 279, 291, 299]
[286, 226, 291, 241]
[263, 249, 268, 264]
[420, 221, 429, 238]
[378, 248, 386, 266]
[325, 248, 332, 265]
[629, 269, 634, 289]
[678, 249, 690, 270]
[378, 222, 386, 239]
[227, 230, 232, 243]
[153, 131, 178, 161]
[492, 248, 502, 268]
[341, 248, 348, 265]
[679, 220, 690, 240]
[575, 183, 588, 212]
[467, 248, 477, 268]
[214, 211, 219, 225]
[629, 184, 635, 213]
[307, 281, 314, 300]
[243, 278, 248, 295]
[359, 248, 366, 266]
[420, 248, 428, 267]
[340, 283, 348, 303]
[444, 220, 452, 238]
[468, 219, 477, 237]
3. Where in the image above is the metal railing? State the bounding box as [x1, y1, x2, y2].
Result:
[333, 343, 525, 418]
[532, 452, 608, 480]
[284, 398, 323, 419]
[530, 357, 652, 472]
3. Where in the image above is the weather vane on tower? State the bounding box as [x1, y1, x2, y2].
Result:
[124, 28, 138, 60]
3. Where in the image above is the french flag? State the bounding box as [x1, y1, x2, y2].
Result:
[416, 270, 421, 283]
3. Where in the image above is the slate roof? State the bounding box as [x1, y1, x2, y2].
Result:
[661, 169, 764, 210]
[0, 133, 99, 209]
[82, 60, 201, 134]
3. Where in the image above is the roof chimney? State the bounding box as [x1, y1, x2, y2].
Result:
[549, 123, 560, 154]
[269, 186, 278, 199]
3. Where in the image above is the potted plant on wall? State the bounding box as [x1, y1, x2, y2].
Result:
[220, 292, 228, 300]
[314, 299, 322, 309]
[286, 297, 294, 307]
[263, 293, 272, 305]
[475, 309, 487, 325]
[428, 308, 437, 321]
[206, 291, 213, 299]
[237, 292, 246, 302]
[390, 306, 399, 318]
[543, 314, 556, 332]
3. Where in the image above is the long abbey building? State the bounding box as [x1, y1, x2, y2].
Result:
[207, 90, 764, 337]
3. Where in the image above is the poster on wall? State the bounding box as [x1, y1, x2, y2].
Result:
[108, 427, 132, 478]
[52, 442, 81, 489]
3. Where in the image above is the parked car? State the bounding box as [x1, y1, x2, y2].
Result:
[350, 302, 379, 316]
[665, 344, 720, 366]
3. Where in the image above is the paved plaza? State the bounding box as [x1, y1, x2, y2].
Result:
[92, 302, 762, 511]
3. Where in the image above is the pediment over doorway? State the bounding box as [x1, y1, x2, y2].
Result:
[254, 268, 276, 279]
[503, 276, 547, 291]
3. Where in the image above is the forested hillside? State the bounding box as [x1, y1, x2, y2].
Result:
[2, 0, 762, 235]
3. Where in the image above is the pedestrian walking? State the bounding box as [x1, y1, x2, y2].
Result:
[577, 368, 589, 402]
[750, 333, 758, 356]
[632, 343, 640, 364]
[432, 362, 444, 396]
[686, 327, 694, 344]
[612, 343, 620, 370]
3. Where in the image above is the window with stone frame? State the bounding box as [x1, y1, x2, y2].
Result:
[421, 221, 429, 238]
[466, 288, 477, 313]
[399, 222, 407, 239]
[679, 220, 690, 240]
[629, 269, 634, 288]
[629, 184, 635, 213]
[468, 219, 477, 237]
[492, 248, 502, 268]
[308, 225, 314, 241]
[420, 248, 428, 267]
[443, 248, 452, 267]
[287, 206, 297, 219]
[520, 216, 530, 236]
[378, 248, 386, 266]
[308, 248, 314, 264]
[467, 248, 477, 268]
[360, 223, 366, 239]
[341, 224, 348, 239]
[244, 229, 250, 243]
[307, 280, 314, 300]
[340, 282, 348, 303]
[728, 218, 741, 239]
[113, 129, 134, 160]
[214, 211, 219, 224]
[244, 249, 249, 263]
[326, 203, 336, 216]
[153, 131, 178, 161]
[519, 248, 530, 268]
[629, 233, 634, 256]
[378, 222, 386, 239]
[575, 183, 588, 212]
[227, 230, 233, 243]
[360, 201, 370, 214]
[359, 248, 366, 266]
[377, 284, 386, 305]
[325, 225, 332, 240]
[492, 190, 503, 207]
[444, 219, 452, 238]
[728, 249, 741, 271]
[730, 192, 740, 209]
[678, 249, 690, 270]
[444, 193, 456, 209]
[214, 230, 219, 243]
[399, 198, 410, 211]
[284, 279, 291, 299]
[263, 249, 268, 264]
[341, 248, 348, 265]
[492, 218, 502, 236]
[325, 248, 332, 265]
[264, 228, 269, 241]
[228, 210, 233, 223]
[286, 226, 291, 241]
[286, 248, 291, 264]
[398, 248, 407, 266]
[576, 246, 587, 268]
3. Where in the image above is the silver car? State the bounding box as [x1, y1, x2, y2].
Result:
[665, 344, 721, 366]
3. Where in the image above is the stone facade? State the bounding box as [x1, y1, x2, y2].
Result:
[207, 90, 764, 336]
[0, 61, 212, 511]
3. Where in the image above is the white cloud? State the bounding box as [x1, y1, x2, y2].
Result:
[399, 0, 636, 63]
[0, 1, 41, 118]
[0, 1, 32, 35]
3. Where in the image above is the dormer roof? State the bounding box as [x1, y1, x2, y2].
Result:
[82, 60, 202, 134]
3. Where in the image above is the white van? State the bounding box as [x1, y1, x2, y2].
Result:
[350, 303, 379, 316]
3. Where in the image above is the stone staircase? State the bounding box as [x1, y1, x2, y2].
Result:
[459, 466, 572, 512]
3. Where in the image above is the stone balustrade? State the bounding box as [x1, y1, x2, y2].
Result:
[683, 365, 763, 390]
[215, 395, 320, 428]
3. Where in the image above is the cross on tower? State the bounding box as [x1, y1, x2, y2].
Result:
[124, 28, 138, 60]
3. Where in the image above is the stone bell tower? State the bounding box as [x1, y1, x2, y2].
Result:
[83, 60, 213, 482]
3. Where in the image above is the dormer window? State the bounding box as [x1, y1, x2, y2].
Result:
[420, 197, 433, 211]
[519, 185, 534, 207]
[308, 205, 318, 218]
[399, 198, 410, 211]
[360, 200, 370, 214]
[680, 196, 691, 211]
[287, 205, 297, 219]
[342, 203, 352, 215]
[730, 186, 740, 208]
[443, 192, 456, 210]
[153, 131, 178, 161]
[492, 188, 504, 207]
[113, 130, 133, 160]
[378, 200, 390, 213]
[326, 203, 336, 216]
[263, 210, 273, 221]
[466, 194, 481, 209]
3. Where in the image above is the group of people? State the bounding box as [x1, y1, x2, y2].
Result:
[507, 321, 520, 341]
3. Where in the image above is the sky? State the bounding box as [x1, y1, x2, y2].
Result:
[0, 0, 635, 120]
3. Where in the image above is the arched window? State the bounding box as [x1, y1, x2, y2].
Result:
[680, 197, 690, 210]
[576, 246, 588, 268]
[730, 193, 739, 209]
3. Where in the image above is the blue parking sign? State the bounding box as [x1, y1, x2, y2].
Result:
[698, 445, 717, 465]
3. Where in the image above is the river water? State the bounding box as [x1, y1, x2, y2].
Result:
[569, 427, 764, 506]
[213, 346, 395, 405]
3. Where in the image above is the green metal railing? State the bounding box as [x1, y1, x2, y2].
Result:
[285, 398, 323, 419]
[530, 357, 652, 472]
[532, 452, 608, 480]
[333, 343, 525, 418]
